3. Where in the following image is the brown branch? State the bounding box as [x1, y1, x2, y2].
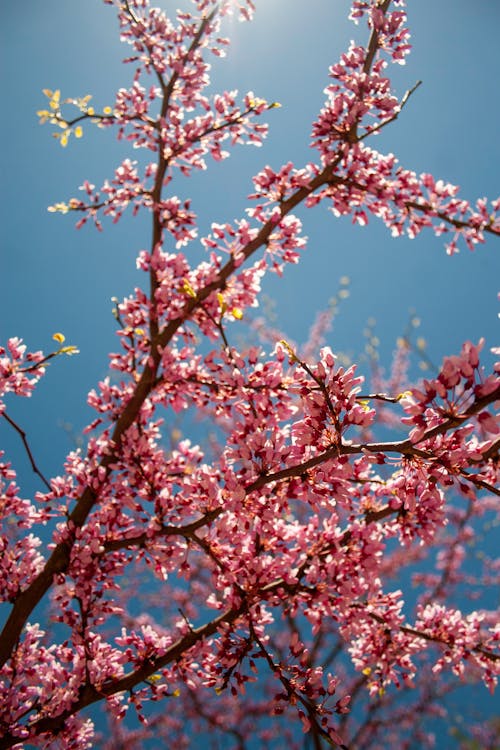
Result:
[148, 5, 219, 339]
[362, 0, 392, 75]
[404, 199, 500, 237]
[249, 621, 349, 749]
[327, 173, 500, 239]
[343, 0, 393, 144]
[247, 383, 500, 494]
[102, 509, 220, 552]
[359, 79, 422, 140]
[357, 393, 401, 404]
[50, 110, 119, 129]
[1, 411, 51, 491]
[361, 607, 500, 663]
[459, 472, 500, 497]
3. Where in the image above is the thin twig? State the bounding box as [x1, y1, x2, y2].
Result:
[1, 411, 51, 491]
[359, 80, 422, 140]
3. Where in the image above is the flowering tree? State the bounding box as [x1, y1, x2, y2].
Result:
[1, 0, 499, 748]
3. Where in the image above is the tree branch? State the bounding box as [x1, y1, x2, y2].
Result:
[1, 411, 51, 491]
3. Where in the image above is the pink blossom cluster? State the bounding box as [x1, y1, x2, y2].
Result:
[0, 459, 45, 602]
[0, 338, 47, 405]
[304, 144, 500, 252]
[312, 46, 401, 150]
[416, 604, 500, 691]
[400, 339, 499, 441]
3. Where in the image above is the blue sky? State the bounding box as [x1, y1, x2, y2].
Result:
[1, 0, 499, 744]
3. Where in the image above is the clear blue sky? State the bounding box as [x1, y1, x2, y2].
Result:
[1, 0, 499, 744]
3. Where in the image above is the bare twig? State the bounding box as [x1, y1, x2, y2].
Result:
[359, 80, 422, 140]
[1, 411, 51, 491]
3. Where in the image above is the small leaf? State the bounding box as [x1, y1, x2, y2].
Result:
[217, 292, 227, 314]
[48, 202, 70, 214]
[49, 90, 61, 109]
[397, 390, 412, 401]
[60, 345, 80, 356]
[279, 339, 299, 362]
[182, 279, 197, 298]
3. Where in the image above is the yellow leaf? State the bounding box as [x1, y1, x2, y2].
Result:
[48, 202, 69, 214]
[147, 674, 162, 683]
[74, 126, 83, 138]
[249, 97, 266, 109]
[182, 279, 197, 298]
[279, 339, 299, 362]
[397, 390, 412, 401]
[49, 90, 61, 109]
[53, 333, 66, 344]
[217, 293, 228, 316]
[231, 307, 243, 320]
[60, 345, 80, 356]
